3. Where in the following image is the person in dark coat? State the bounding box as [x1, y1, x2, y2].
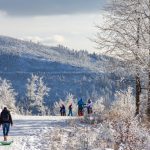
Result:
[77, 98, 85, 116]
[0, 107, 13, 141]
[87, 99, 93, 114]
[68, 104, 73, 116]
[60, 104, 66, 116]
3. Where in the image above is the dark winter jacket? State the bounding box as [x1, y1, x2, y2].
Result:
[0, 109, 13, 125]
[60, 105, 66, 113]
[68, 104, 72, 110]
[78, 99, 85, 109]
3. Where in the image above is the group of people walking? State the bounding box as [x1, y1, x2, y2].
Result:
[60, 103, 73, 116]
[60, 98, 93, 116]
[78, 98, 93, 116]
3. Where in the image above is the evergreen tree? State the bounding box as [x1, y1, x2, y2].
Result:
[0, 77, 17, 112]
[65, 93, 77, 115]
[26, 74, 50, 115]
[34, 76, 50, 115]
[26, 74, 38, 114]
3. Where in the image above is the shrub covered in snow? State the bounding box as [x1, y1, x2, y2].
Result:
[109, 87, 135, 120]
[82, 87, 150, 149]
[106, 87, 150, 149]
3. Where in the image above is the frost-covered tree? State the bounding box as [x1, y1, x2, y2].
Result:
[96, 0, 149, 69]
[0, 77, 17, 112]
[34, 76, 50, 115]
[96, 0, 150, 117]
[26, 74, 38, 114]
[93, 97, 105, 113]
[26, 74, 50, 115]
[110, 87, 135, 120]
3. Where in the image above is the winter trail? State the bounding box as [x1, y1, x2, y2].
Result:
[0, 115, 78, 150]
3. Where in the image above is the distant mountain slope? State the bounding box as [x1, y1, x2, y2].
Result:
[0, 35, 114, 73]
[0, 53, 87, 73]
[0, 35, 122, 110]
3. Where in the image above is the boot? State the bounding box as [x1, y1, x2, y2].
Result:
[4, 136, 7, 141]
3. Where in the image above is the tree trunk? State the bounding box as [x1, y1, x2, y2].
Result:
[135, 9, 141, 115]
[135, 75, 141, 115]
[147, 72, 150, 117]
[147, 0, 150, 119]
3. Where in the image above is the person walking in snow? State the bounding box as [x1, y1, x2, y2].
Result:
[68, 104, 73, 116]
[77, 98, 85, 116]
[87, 99, 93, 114]
[0, 107, 13, 141]
[60, 104, 66, 116]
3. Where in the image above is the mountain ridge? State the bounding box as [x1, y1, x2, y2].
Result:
[0, 35, 115, 73]
[0, 35, 120, 111]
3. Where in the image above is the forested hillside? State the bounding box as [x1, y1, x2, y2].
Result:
[0, 36, 125, 113]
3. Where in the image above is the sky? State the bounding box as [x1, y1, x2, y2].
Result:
[0, 0, 106, 53]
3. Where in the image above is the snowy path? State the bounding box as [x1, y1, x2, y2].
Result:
[0, 116, 78, 150]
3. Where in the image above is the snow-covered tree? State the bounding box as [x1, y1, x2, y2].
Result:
[95, 0, 150, 117]
[0, 77, 17, 112]
[96, 0, 149, 68]
[26, 74, 50, 115]
[110, 87, 135, 120]
[26, 74, 38, 114]
[93, 97, 105, 113]
[35, 76, 50, 115]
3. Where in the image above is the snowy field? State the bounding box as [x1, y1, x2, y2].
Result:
[0, 116, 81, 150]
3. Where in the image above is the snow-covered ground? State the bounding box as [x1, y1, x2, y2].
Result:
[0, 116, 79, 150]
[0, 115, 116, 150]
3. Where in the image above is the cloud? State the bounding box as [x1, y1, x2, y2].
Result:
[23, 35, 65, 45]
[53, 35, 65, 43]
[0, 10, 7, 17]
[0, 0, 105, 16]
[24, 36, 43, 43]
